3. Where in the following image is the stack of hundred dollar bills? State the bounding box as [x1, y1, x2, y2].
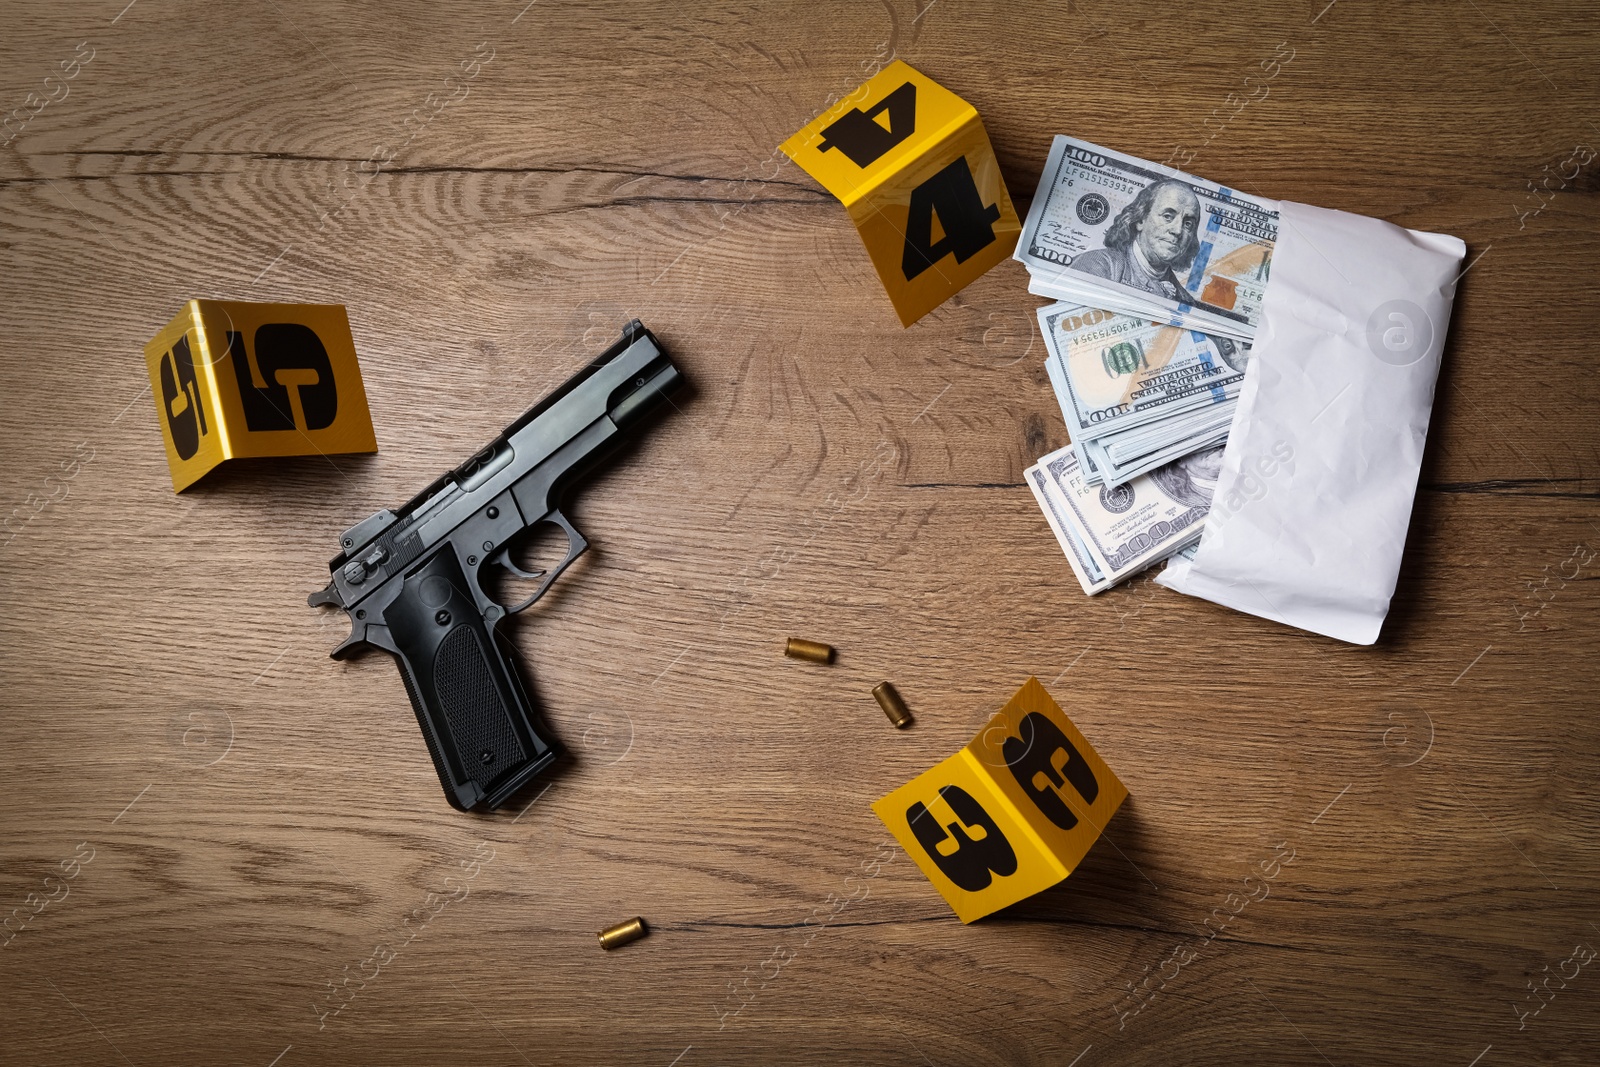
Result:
[1015, 136, 1280, 595]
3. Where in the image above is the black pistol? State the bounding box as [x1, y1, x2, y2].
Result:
[309, 321, 682, 811]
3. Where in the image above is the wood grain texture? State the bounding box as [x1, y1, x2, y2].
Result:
[2, 0, 1598, 1064]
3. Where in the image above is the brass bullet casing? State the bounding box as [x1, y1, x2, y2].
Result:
[598, 917, 648, 951]
[872, 682, 914, 728]
[784, 638, 835, 664]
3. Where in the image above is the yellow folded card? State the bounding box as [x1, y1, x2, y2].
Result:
[781, 61, 1020, 327]
[144, 300, 377, 491]
[873, 677, 1127, 922]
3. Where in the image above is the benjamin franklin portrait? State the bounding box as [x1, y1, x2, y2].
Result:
[1071, 179, 1204, 303]
[1150, 443, 1225, 510]
[1215, 337, 1251, 375]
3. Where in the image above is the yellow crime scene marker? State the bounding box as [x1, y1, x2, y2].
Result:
[144, 300, 377, 491]
[874, 677, 1128, 922]
[782, 61, 1020, 327]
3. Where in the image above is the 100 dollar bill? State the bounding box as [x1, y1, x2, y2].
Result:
[1039, 442, 1219, 587]
[1026, 463, 1110, 595]
[1017, 136, 1279, 338]
[1038, 302, 1249, 440]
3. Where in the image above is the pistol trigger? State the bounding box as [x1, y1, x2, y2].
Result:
[488, 545, 545, 582]
[502, 509, 589, 615]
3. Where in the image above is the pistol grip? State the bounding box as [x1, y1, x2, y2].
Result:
[383, 548, 559, 811]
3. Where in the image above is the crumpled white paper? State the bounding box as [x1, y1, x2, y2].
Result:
[1157, 201, 1466, 644]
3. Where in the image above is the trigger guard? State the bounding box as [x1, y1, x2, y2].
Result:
[491, 510, 590, 616]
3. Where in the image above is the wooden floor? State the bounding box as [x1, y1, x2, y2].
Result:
[3, 1, 1598, 1064]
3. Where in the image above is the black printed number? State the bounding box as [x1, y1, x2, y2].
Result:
[229, 323, 339, 433]
[906, 784, 1018, 892]
[1002, 712, 1100, 831]
[901, 156, 1001, 281]
[159, 334, 209, 461]
[818, 82, 916, 167]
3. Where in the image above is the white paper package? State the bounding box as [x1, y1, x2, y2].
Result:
[1156, 201, 1466, 644]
